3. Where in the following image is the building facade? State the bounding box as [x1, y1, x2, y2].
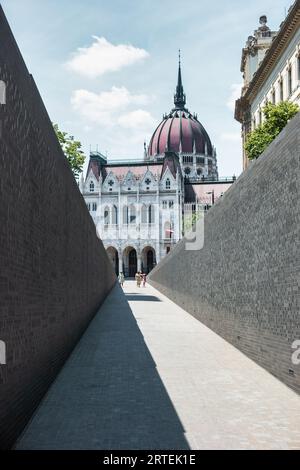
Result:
[235, 2, 300, 170]
[81, 60, 234, 276]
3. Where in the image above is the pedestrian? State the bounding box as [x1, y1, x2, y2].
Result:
[142, 273, 147, 287]
[135, 271, 142, 287]
[118, 272, 125, 288]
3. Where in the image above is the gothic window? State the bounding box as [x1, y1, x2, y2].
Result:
[288, 67, 292, 96]
[162, 201, 168, 209]
[149, 205, 155, 224]
[145, 178, 151, 186]
[87, 203, 91, 211]
[104, 206, 110, 225]
[92, 203, 97, 212]
[184, 167, 191, 175]
[141, 205, 148, 224]
[166, 178, 171, 190]
[90, 181, 95, 192]
[271, 89, 276, 105]
[123, 205, 129, 225]
[279, 79, 284, 101]
[130, 204, 136, 224]
[112, 205, 118, 225]
[0, 81, 6, 105]
[169, 201, 174, 209]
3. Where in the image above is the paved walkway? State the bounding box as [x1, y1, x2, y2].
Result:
[16, 281, 300, 450]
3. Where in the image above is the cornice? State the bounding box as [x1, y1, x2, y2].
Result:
[245, 0, 300, 103]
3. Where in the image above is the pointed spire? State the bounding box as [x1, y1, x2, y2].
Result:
[174, 49, 186, 109]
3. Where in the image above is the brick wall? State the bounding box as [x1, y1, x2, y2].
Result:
[149, 112, 300, 395]
[0, 7, 116, 449]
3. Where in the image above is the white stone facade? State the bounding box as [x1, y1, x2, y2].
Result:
[235, 5, 300, 170]
[251, 29, 300, 128]
[80, 155, 184, 277]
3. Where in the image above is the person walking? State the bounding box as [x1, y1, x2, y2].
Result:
[135, 272, 142, 288]
[118, 272, 125, 288]
[142, 273, 147, 287]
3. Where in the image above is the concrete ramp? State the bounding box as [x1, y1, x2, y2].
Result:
[16, 282, 300, 450]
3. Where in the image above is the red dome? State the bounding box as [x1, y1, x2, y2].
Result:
[148, 109, 213, 157]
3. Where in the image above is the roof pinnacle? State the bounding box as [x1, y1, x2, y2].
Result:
[174, 50, 186, 109]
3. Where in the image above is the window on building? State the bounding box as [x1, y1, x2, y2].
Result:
[92, 203, 97, 212]
[279, 79, 284, 101]
[258, 110, 262, 125]
[162, 201, 168, 209]
[288, 67, 292, 96]
[149, 205, 155, 224]
[130, 204, 136, 224]
[271, 89, 276, 104]
[123, 205, 128, 225]
[87, 203, 91, 211]
[169, 201, 174, 209]
[90, 181, 95, 192]
[141, 205, 148, 223]
[166, 178, 171, 190]
[112, 205, 118, 225]
[184, 167, 191, 175]
[164, 221, 173, 240]
[104, 207, 110, 225]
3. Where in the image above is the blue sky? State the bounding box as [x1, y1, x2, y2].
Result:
[1, 0, 293, 176]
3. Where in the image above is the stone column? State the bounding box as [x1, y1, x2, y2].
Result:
[137, 255, 142, 272]
[119, 250, 123, 275]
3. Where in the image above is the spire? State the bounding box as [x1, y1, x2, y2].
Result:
[174, 49, 186, 109]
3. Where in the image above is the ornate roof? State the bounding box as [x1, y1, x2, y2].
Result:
[148, 53, 213, 157]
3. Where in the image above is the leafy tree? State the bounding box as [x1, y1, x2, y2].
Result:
[184, 211, 203, 234]
[53, 123, 85, 177]
[245, 101, 299, 160]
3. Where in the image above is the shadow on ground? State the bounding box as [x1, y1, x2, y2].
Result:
[16, 284, 189, 450]
[125, 294, 161, 302]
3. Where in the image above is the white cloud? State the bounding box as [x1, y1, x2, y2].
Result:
[66, 36, 149, 78]
[220, 132, 241, 142]
[226, 83, 242, 112]
[71, 87, 151, 127]
[118, 110, 156, 130]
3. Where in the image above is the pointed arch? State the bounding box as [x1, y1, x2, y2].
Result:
[112, 205, 118, 225]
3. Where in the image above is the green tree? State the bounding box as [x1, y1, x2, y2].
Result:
[183, 211, 203, 234]
[245, 101, 299, 161]
[53, 123, 85, 177]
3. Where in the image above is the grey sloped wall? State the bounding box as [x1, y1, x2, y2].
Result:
[149, 111, 300, 394]
[0, 7, 116, 449]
